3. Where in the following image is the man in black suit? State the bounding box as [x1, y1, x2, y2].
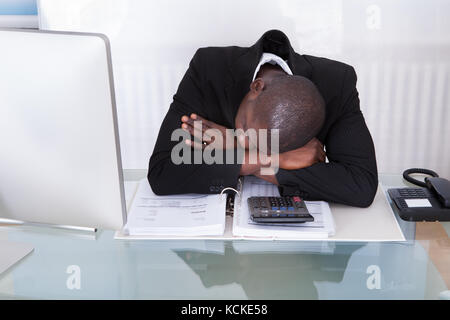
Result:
[148, 30, 378, 207]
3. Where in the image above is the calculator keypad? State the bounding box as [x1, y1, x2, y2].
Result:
[248, 196, 314, 223]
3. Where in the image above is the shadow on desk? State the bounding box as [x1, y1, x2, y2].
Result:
[174, 242, 365, 299]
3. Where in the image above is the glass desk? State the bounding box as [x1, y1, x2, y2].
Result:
[0, 172, 449, 299]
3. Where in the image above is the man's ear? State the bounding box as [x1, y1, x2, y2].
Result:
[250, 78, 265, 94]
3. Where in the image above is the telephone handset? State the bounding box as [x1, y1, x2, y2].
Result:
[388, 168, 450, 221]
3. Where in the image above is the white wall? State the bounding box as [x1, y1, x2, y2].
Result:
[38, 0, 450, 176]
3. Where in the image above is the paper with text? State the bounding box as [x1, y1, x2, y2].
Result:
[233, 176, 335, 239]
[124, 180, 226, 236]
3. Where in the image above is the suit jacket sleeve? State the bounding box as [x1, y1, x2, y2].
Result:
[275, 66, 378, 207]
[148, 49, 242, 195]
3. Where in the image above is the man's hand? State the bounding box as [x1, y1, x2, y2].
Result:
[181, 113, 235, 149]
[279, 138, 326, 170]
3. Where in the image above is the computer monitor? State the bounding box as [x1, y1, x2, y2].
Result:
[0, 29, 126, 230]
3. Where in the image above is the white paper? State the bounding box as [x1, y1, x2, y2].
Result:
[233, 176, 335, 239]
[123, 180, 226, 236]
[123, 181, 139, 211]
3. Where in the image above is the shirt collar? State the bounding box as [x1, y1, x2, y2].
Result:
[252, 52, 293, 81]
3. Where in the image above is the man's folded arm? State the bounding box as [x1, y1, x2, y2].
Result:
[148, 49, 241, 195]
[275, 67, 378, 207]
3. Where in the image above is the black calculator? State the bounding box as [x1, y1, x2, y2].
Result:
[247, 196, 314, 223]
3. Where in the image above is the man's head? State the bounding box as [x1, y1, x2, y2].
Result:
[235, 72, 326, 153]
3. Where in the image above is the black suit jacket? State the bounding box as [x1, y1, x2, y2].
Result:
[148, 30, 378, 207]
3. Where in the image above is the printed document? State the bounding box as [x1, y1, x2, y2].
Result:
[232, 176, 335, 239]
[124, 180, 226, 236]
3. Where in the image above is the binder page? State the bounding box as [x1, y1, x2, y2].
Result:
[233, 176, 335, 239]
[123, 179, 226, 236]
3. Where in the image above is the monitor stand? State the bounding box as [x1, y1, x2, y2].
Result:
[0, 218, 97, 233]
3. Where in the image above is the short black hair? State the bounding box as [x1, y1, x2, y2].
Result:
[254, 75, 326, 153]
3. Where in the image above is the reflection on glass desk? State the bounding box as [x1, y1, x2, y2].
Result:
[0, 172, 448, 299]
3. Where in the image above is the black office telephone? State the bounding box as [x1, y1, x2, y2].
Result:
[388, 168, 450, 221]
